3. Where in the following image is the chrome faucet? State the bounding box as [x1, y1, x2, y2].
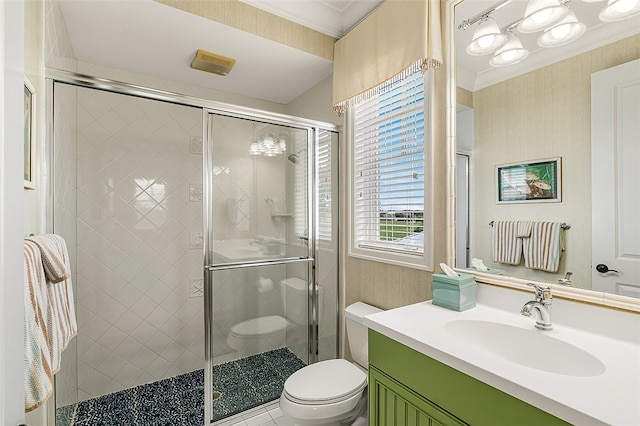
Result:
[521, 283, 553, 331]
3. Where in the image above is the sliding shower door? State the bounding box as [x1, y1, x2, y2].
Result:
[52, 82, 206, 425]
[203, 111, 339, 423]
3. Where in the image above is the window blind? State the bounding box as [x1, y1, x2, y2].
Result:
[353, 70, 425, 254]
[317, 130, 333, 241]
[293, 132, 308, 240]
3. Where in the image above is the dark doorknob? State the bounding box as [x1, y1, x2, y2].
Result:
[596, 264, 619, 274]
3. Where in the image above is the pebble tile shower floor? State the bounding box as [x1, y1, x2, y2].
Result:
[56, 348, 306, 426]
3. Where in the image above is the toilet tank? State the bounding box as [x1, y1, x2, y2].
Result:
[280, 277, 324, 325]
[345, 302, 383, 368]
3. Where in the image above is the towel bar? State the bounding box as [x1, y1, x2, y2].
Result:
[489, 221, 571, 230]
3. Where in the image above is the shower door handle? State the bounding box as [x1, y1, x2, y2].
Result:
[206, 256, 313, 271]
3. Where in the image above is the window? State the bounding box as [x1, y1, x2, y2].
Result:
[350, 69, 433, 270]
[292, 129, 337, 245]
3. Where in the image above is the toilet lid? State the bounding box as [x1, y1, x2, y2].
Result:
[230, 316, 288, 337]
[284, 359, 367, 405]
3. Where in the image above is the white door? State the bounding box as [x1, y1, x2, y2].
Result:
[592, 58, 640, 297]
[455, 153, 470, 268]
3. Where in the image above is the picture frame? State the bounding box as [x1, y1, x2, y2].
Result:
[496, 157, 561, 204]
[24, 77, 35, 190]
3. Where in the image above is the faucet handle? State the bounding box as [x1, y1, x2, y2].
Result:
[527, 283, 552, 306]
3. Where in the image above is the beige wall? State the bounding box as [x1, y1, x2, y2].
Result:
[470, 34, 640, 289]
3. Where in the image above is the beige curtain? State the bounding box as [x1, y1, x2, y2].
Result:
[332, 0, 443, 114]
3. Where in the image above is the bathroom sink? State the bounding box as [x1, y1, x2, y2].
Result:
[444, 320, 606, 377]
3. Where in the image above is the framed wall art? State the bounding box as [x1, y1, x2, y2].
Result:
[496, 157, 561, 204]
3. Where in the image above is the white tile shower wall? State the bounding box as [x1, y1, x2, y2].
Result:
[74, 87, 204, 400]
[53, 83, 79, 407]
[45, 0, 77, 71]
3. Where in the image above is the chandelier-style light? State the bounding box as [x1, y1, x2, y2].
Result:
[599, 0, 640, 21]
[248, 133, 287, 157]
[518, 0, 568, 33]
[490, 32, 529, 67]
[466, 17, 507, 55]
[537, 10, 586, 47]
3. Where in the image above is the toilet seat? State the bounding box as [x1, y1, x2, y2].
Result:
[229, 315, 288, 338]
[283, 359, 367, 405]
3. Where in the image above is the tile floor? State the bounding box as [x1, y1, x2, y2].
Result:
[57, 348, 305, 425]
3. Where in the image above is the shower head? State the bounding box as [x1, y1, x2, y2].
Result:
[287, 153, 299, 164]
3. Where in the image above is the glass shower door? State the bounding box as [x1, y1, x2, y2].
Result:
[203, 112, 314, 423]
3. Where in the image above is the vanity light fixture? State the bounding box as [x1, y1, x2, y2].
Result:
[467, 17, 507, 55]
[490, 32, 529, 67]
[518, 0, 569, 33]
[537, 9, 586, 47]
[248, 133, 287, 157]
[599, 0, 640, 21]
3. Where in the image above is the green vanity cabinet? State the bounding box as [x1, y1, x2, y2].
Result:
[368, 330, 570, 426]
[369, 366, 467, 425]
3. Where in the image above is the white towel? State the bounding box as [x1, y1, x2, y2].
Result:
[23, 240, 54, 412]
[492, 221, 522, 265]
[25, 234, 78, 373]
[522, 222, 563, 272]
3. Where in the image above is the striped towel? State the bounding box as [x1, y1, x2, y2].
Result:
[492, 221, 523, 265]
[24, 240, 54, 412]
[25, 234, 78, 373]
[516, 221, 533, 238]
[522, 222, 563, 272]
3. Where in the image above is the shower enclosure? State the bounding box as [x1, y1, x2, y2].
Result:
[49, 74, 339, 425]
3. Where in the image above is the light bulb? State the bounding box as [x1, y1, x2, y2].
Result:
[599, 0, 640, 21]
[262, 134, 275, 149]
[519, 0, 568, 33]
[532, 8, 553, 24]
[477, 34, 495, 48]
[615, 0, 638, 12]
[538, 10, 585, 47]
[500, 50, 517, 61]
[550, 23, 571, 40]
[467, 17, 506, 55]
[490, 33, 528, 67]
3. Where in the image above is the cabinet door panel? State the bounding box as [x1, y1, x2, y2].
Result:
[370, 366, 467, 426]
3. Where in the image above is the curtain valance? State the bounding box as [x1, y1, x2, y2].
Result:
[332, 0, 443, 114]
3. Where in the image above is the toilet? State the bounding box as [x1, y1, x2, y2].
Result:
[279, 302, 382, 425]
[227, 277, 321, 357]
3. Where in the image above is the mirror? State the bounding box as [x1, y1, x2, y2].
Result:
[449, 0, 640, 301]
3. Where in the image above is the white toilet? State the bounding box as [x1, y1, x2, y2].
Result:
[227, 277, 321, 357]
[279, 302, 382, 425]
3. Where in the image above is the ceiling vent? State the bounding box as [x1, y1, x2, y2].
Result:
[190, 49, 236, 76]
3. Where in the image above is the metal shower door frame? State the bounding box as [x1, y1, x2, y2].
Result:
[203, 107, 337, 425]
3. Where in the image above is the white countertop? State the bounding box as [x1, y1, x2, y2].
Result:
[363, 296, 640, 425]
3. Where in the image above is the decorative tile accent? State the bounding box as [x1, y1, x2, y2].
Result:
[190, 136, 203, 154]
[189, 183, 203, 202]
[57, 348, 305, 425]
[190, 279, 204, 298]
[190, 231, 204, 249]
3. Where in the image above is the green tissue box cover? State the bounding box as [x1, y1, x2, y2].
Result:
[431, 273, 477, 311]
